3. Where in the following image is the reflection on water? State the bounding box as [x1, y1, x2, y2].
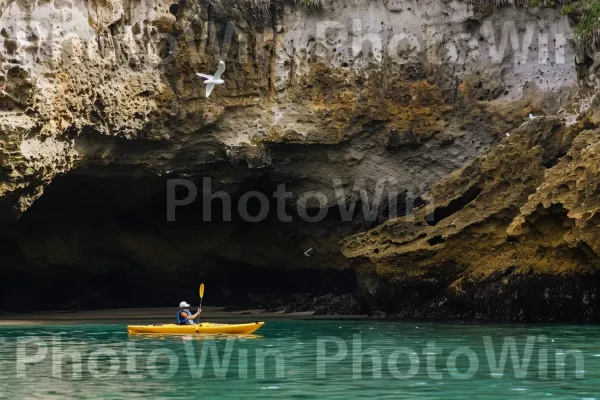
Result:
[0, 320, 599, 399]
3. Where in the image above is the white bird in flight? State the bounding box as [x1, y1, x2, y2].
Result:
[196, 60, 226, 98]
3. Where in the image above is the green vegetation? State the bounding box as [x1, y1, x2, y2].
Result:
[562, 0, 600, 49]
[297, 0, 323, 7]
[207, 0, 322, 16]
[280, 0, 323, 9]
[468, 0, 599, 50]
[468, 0, 561, 7]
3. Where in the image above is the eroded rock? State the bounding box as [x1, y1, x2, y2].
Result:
[0, 0, 593, 316]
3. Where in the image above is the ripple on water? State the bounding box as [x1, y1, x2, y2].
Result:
[0, 320, 600, 398]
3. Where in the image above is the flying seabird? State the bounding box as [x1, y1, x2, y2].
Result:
[196, 60, 226, 98]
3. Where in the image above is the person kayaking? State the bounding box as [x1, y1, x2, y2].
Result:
[177, 301, 201, 325]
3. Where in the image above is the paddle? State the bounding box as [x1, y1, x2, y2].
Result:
[196, 283, 205, 333]
[199, 283, 205, 308]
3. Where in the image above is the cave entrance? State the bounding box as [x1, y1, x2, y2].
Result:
[0, 171, 360, 313]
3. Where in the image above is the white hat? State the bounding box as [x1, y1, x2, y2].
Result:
[179, 301, 191, 308]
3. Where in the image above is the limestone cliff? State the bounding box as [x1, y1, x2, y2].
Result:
[0, 0, 595, 317]
[343, 117, 600, 320]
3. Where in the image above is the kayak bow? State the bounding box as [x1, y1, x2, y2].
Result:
[128, 322, 264, 335]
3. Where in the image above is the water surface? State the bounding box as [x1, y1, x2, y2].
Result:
[0, 319, 599, 399]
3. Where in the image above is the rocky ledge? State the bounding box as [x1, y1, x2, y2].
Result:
[344, 116, 600, 320]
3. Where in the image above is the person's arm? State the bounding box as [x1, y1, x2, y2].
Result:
[187, 309, 201, 320]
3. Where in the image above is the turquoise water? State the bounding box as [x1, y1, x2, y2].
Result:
[0, 319, 599, 399]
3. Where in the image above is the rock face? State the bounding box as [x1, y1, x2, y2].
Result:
[0, 0, 594, 317]
[344, 117, 600, 320]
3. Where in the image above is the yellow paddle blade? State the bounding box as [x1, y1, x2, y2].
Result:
[199, 283, 205, 299]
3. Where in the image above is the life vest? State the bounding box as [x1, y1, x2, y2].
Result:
[177, 309, 193, 325]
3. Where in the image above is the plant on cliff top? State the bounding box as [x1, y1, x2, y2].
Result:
[276, 0, 324, 10]
[295, 0, 323, 8]
[208, 0, 322, 15]
[208, 0, 271, 16]
[467, 0, 571, 7]
[466, 0, 600, 50]
[563, 0, 600, 49]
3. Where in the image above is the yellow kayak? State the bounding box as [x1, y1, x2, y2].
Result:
[127, 322, 264, 335]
